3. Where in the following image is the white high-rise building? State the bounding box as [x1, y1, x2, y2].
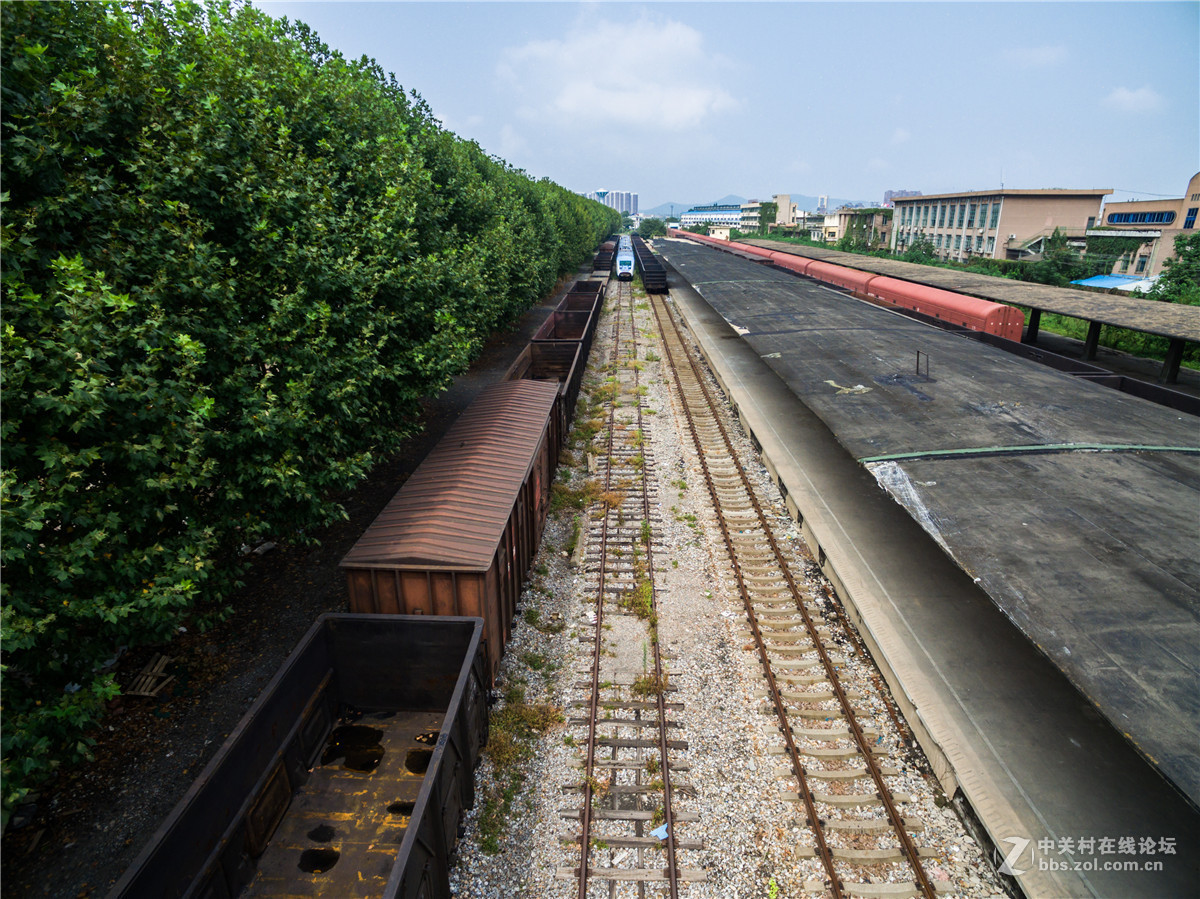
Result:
[583, 189, 639, 215]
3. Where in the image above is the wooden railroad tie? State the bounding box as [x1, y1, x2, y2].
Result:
[126, 653, 176, 697]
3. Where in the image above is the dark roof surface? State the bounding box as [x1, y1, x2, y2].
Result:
[660, 238, 1200, 804]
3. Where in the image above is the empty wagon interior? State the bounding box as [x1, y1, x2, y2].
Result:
[109, 615, 485, 899]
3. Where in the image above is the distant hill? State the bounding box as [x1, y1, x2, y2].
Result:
[643, 192, 866, 219]
[640, 195, 746, 219]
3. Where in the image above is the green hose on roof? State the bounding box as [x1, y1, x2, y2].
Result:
[859, 443, 1200, 465]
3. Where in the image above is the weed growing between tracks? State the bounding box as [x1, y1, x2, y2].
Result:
[477, 678, 564, 854]
[550, 479, 601, 512]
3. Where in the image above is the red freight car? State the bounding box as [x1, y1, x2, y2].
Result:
[865, 276, 1025, 342]
[804, 260, 876, 295]
[768, 251, 813, 276]
[672, 231, 1024, 343]
[340, 380, 561, 681]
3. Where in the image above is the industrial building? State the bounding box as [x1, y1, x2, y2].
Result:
[889, 187, 1112, 262]
[1089, 171, 1200, 278]
[679, 203, 744, 228]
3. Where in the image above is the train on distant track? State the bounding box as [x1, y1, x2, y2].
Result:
[615, 234, 634, 280]
[671, 228, 1026, 343]
[114, 248, 614, 899]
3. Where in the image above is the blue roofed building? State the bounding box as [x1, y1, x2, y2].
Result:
[679, 203, 744, 228]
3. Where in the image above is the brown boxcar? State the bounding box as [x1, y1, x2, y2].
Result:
[565, 278, 604, 301]
[561, 285, 604, 323]
[534, 289, 603, 364]
[340, 380, 561, 680]
[109, 614, 488, 899]
[504, 340, 584, 452]
[532, 307, 592, 342]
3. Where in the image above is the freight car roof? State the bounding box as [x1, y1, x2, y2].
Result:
[340, 380, 560, 571]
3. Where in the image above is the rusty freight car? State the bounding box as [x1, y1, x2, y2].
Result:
[562, 279, 604, 317]
[109, 614, 488, 899]
[593, 238, 617, 271]
[504, 340, 583, 452]
[340, 380, 561, 680]
[532, 299, 601, 364]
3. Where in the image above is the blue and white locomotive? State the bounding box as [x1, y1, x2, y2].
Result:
[615, 235, 635, 281]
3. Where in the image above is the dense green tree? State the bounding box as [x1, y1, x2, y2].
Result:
[1147, 232, 1200, 305]
[637, 218, 668, 239]
[0, 0, 617, 820]
[900, 236, 938, 264]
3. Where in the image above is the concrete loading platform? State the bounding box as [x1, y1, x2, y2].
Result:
[656, 238, 1200, 898]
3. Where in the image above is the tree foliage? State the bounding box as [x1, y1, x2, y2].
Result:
[757, 202, 777, 234]
[637, 218, 667, 239]
[0, 0, 617, 819]
[1147, 232, 1200, 305]
[900, 236, 938, 264]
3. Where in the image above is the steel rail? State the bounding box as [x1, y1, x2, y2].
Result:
[578, 280, 682, 898]
[649, 294, 842, 897]
[650, 293, 937, 899]
[626, 284, 680, 899]
[577, 281, 624, 899]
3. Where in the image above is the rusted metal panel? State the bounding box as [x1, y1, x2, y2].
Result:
[533, 308, 592, 341]
[341, 380, 559, 573]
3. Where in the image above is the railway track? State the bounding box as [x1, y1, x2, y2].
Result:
[648, 291, 946, 899]
[558, 280, 706, 896]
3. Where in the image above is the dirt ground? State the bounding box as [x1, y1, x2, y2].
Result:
[0, 283, 567, 898]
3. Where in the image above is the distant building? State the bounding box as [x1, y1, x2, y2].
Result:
[1089, 172, 1199, 278]
[740, 200, 762, 231]
[771, 194, 798, 225]
[585, 189, 639, 215]
[816, 194, 830, 214]
[679, 203, 744, 228]
[832, 207, 892, 248]
[822, 213, 840, 242]
[889, 188, 1112, 262]
[766, 209, 823, 239]
[883, 189, 922, 208]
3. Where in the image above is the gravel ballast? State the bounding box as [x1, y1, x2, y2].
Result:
[449, 283, 1007, 899]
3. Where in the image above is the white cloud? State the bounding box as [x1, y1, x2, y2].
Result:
[1003, 45, 1069, 69]
[497, 124, 526, 160]
[437, 113, 485, 136]
[1102, 85, 1167, 114]
[499, 13, 736, 132]
[891, 128, 910, 145]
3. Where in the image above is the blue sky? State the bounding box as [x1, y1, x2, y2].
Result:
[256, 2, 1199, 209]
